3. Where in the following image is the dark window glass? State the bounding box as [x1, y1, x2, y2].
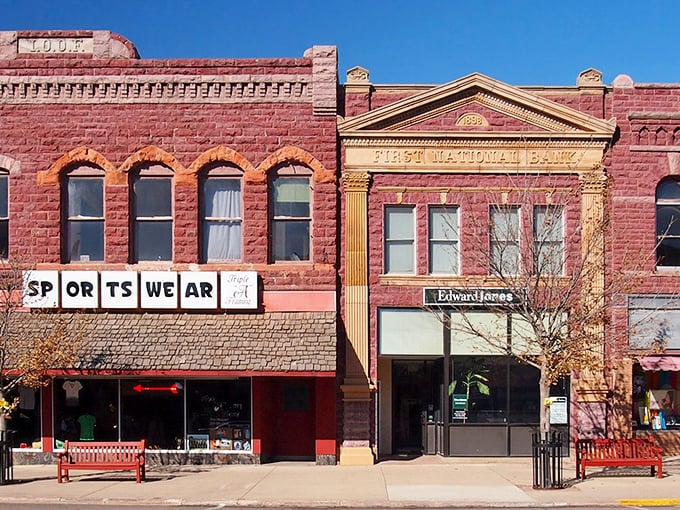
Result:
[54, 378, 118, 445]
[271, 176, 310, 261]
[0, 175, 8, 258]
[490, 206, 520, 275]
[135, 221, 173, 261]
[120, 379, 183, 449]
[508, 360, 540, 423]
[657, 179, 680, 266]
[66, 177, 104, 262]
[450, 356, 507, 424]
[133, 176, 172, 262]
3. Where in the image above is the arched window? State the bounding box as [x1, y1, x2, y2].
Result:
[131, 164, 173, 262]
[200, 163, 243, 262]
[63, 165, 104, 262]
[269, 164, 312, 262]
[656, 178, 680, 267]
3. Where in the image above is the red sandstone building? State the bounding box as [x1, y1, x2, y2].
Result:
[2, 30, 679, 465]
[0, 31, 338, 464]
[337, 67, 680, 462]
[607, 73, 680, 454]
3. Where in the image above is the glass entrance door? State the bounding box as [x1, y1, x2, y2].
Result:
[391, 359, 443, 455]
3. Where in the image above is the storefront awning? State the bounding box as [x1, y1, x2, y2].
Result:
[638, 356, 680, 371]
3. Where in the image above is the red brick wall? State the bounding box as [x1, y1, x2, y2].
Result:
[0, 34, 338, 292]
[607, 84, 680, 297]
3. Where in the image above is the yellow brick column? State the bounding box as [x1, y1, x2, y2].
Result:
[339, 171, 375, 465]
[576, 167, 610, 431]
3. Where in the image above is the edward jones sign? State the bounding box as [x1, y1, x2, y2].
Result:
[22, 270, 258, 310]
[423, 287, 520, 306]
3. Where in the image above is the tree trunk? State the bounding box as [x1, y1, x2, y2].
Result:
[539, 367, 551, 434]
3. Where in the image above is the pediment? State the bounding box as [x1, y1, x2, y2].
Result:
[338, 73, 615, 139]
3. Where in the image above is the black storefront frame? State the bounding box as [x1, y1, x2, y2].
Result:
[435, 309, 569, 456]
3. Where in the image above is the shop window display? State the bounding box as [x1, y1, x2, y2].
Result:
[120, 379, 183, 449]
[53, 377, 252, 451]
[54, 379, 118, 446]
[186, 379, 251, 451]
[450, 356, 508, 423]
[449, 356, 564, 425]
[4, 385, 41, 448]
[633, 367, 679, 430]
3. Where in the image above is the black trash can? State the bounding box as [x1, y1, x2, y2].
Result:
[532, 431, 563, 489]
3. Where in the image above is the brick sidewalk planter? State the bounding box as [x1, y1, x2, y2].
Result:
[57, 440, 146, 483]
[576, 437, 663, 479]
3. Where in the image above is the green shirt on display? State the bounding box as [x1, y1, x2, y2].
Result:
[78, 413, 96, 441]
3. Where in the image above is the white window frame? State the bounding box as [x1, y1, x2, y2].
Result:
[384, 205, 416, 274]
[428, 205, 459, 275]
[132, 165, 173, 262]
[490, 205, 520, 276]
[656, 178, 680, 268]
[533, 205, 564, 275]
[270, 165, 312, 262]
[200, 164, 243, 262]
[64, 167, 105, 263]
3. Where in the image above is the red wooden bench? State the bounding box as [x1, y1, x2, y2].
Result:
[57, 439, 146, 483]
[575, 437, 663, 480]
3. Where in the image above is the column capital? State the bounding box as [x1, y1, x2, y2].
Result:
[579, 166, 608, 194]
[342, 171, 371, 193]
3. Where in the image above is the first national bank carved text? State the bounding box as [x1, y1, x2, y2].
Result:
[372, 148, 580, 166]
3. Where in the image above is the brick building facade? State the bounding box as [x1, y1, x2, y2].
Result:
[337, 67, 680, 462]
[2, 30, 679, 465]
[606, 74, 680, 454]
[0, 31, 339, 464]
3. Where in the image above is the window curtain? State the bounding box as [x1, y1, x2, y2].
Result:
[204, 179, 241, 260]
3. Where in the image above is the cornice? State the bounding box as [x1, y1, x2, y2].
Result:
[0, 74, 312, 104]
[342, 136, 610, 147]
[338, 72, 616, 135]
[378, 274, 573, 287]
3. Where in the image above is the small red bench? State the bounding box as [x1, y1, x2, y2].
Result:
[57, 439, 146, 483]
[575, 437, 663, 480]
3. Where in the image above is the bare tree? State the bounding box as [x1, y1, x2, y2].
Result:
[424, 171, 663, 435]
[0, 258, 81, 435]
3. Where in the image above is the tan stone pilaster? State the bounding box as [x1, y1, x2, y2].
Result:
[339, 170, 375, 465]
[577, 167, 609, 402]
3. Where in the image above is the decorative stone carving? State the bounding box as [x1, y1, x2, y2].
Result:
[456, 112, 489, 127]
[342, 171, 371, 192]
[346, 66, 370, 84]
[612, 74, 634, 88]
[577, 68, 604, 86]
[0, 75, 311, 104]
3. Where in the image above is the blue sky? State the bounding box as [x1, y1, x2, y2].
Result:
[1, 0, 679, 86]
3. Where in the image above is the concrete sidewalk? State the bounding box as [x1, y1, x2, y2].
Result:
[1, 455, 679, 507]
